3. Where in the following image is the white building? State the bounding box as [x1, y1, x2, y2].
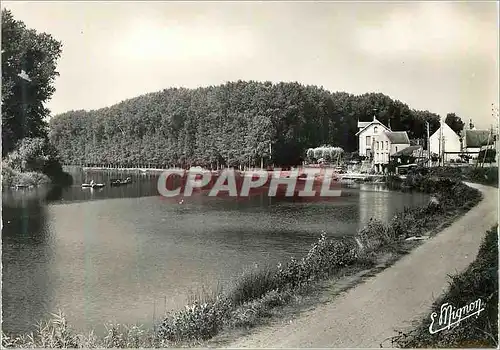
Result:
[429, 121, 462, 161]
[373, 131, 410, 172]
[356, 116, 410, 172]
[356, 116, 391, 158]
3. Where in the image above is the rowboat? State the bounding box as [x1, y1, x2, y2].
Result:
[110, 177, 132, 186]
[82, 183, 105, 188]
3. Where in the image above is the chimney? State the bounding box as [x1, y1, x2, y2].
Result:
[469, 119, 474, 130]
[388, 117, 391, 130]
[373, 114, 376, 122]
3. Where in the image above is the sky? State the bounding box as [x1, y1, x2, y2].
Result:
[3, 1, 499, 129]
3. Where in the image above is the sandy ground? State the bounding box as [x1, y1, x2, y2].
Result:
[227, 183, 498, 348]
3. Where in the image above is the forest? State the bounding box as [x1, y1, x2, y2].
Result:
[49, 81, 444, 168]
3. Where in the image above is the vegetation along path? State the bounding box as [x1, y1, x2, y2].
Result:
[227, 182, 498, 348]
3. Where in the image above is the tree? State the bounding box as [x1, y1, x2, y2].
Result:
[2, 9, 62, 156]
[445, 113, 465, 135]
[48, 81, 446, 168]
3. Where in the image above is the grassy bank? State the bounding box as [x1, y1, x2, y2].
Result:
[413, 166, 498, 187]
[391, 225, 498, 348]
[1, 176, 483, 348]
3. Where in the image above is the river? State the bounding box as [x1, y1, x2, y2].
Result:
[2, 169, 430, 335]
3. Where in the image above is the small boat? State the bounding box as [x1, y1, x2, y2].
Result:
[82, 183, 105, 188]
[110, 177, 132, 186]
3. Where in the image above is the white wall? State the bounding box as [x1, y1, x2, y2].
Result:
[358, 122, 388, 157]
[374, 132, 391, 164]
[429, 123, 461, 159]
[464, 147, 481, 154]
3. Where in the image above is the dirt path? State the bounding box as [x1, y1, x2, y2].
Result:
[227, 183, 498, 348]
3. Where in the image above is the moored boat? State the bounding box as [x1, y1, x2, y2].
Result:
[82, 183, 105, 188]
[110, 177, 132, 186]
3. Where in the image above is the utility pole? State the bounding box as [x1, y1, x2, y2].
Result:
[426, 121, 430, 167]
[438, 119, 442, 167]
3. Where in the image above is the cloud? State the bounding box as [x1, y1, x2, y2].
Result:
[111, 19, 257, 63]
[354, 2, 496, 61]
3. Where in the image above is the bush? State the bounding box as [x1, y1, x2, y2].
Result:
[158, 296, 232, 342]
[1, 163, 51, 187]
[424, 166, 498, 187]
[356, 219, 395, 251]
[227, 266, 278, 307]
[2, 137, 72, 187]
[275, 234, 359, 289]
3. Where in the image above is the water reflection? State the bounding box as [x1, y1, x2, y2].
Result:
[2, 171, 430, 335]
[2, 189, 54, 335]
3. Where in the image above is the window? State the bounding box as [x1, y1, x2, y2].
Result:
[366, 136, 371, 146]
[374, 126, 378, 133]
[395, 146, 398, 152]
[385, 141, 388, 150]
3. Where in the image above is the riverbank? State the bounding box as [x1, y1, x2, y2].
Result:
[1, 175, 484, 348]
[222, 182, 496, 348]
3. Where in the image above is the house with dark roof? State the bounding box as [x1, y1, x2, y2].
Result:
[355, 115, 411, 172]
[462, 129, 495, 155]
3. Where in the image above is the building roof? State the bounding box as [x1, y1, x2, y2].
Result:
[355, 118, 390, 136]
[357, 121, 371, 129]
[391, 145, 422, 157]
[385, 131, 410, 144]
[464, 129, 493, 148]
[430, 122, 461, 139]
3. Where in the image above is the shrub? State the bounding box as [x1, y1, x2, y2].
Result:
[228, 289, 294, 329]
[158, 296, 232, 342]
[227, 266, 278, 307]
[2, 137, 71, 187]
[275, 234, 359, 289]
[1, 163, 51, 187]
[356, 219, 395, 251]
[1, 311, 79, 348]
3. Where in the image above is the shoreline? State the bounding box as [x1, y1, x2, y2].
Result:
[1, 174, 486, 348]
[219, 182, 495, 348]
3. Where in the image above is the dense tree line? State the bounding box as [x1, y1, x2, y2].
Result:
[49, 81, 445, 168]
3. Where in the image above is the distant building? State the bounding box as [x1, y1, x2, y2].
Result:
[356, 116, 391, 158]
[373, 131, 410, 172]
[390, 145, 425, 166]
[356, 115, 411, 172]
[462, 129, 495, 156]
[429, 121, 462, 161]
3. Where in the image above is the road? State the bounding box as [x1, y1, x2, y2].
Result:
[227, 183, 498, 348]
